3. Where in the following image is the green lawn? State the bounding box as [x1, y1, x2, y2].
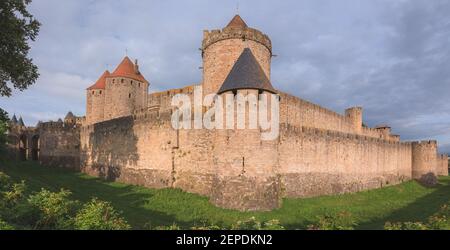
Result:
[1, 160, 449, 229]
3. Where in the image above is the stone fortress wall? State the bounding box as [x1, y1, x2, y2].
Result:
[10, 15, 449, 211]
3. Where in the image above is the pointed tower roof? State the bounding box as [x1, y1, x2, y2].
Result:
[18, 116, 25, 127]
[11, 114, 18, 124]
[108, 56, 148, 83]
[226, 14, 248, 29]
[65, 111, 75, 120]
[218, 48, 276, 94]
[87, 70, 110, 90]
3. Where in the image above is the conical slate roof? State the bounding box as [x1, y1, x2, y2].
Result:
[87, 70, 110, 90]
[11, 114, 18, 124]
[217, 48, 275, 94]
[226, 15, 248, 28]
[65, 111, 75, 120]
[108, 56, 148, 83]
[18, 117, 25, 126]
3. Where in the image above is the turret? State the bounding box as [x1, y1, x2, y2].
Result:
[64, 111, 76, 124]
[18, 116, 25, 127]
[86, 70, 109, 124]
[411, 140, 438, 182]
[11, 114, 18, 125]
[202, 15, 272, 96]
[345, 107, 362, 134]
[211, 47, 281, 211]
[103, 57, 149, 120]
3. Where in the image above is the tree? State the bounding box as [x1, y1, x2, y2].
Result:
[0, 109, 9, 152]
[0, 0, 40, 97]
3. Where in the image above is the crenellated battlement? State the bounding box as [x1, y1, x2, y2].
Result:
[22, 14, 446, 212]
[280, 123, 411, 146]
[202, 27, 272, 54]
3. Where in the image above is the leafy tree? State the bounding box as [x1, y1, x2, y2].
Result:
[74, 198, 131, 230]
[0, 0, 40, 97]
[0, 108, 9, 151]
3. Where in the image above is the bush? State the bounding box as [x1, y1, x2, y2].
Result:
[0, 218, 14, 230]
[307, 211, 356, 230]
[384, 203, 450, 230]
[74, 198, 130, 230]
[230, 217, 285, 230]
[231, 217, 262, 230]
[153, 223, 182, 230]
[27, 188, 79, 229]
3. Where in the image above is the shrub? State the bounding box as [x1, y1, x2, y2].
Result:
[27, 188, 79, 229]
[231, 217, 262, 230]
[74, 198, 130, 230]
[307, 211, 356, 230]
[262, 219, 285, 230]
[153, 223, 181, 230]
[384, 203, 450, 230]
[0, 218, 14, 230]
[230, 217, 285, 230]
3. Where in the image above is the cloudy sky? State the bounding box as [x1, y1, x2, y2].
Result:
[1, 0, 450, 152]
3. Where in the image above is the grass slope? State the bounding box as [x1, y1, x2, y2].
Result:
[1, 160, 449, 229]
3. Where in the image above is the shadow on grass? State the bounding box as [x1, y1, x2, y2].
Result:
[0, 160, 185, 229]
[356, 178, 450, 229]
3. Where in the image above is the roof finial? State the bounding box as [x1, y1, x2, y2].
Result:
[125, 48, 128, 56]
[236, 2, 239, 15]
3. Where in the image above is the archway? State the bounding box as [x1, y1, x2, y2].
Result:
[19, 134, 27, 161]
[31, 135, 40, 161]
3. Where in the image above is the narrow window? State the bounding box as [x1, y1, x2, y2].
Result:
[99, 90, 102, 94]
[129, 93, 131, 98]
[138, 82, 141, 87]
[92, 91, 94, 95]
[121, 79, 124, 83]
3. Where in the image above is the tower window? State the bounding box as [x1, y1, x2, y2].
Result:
[129, 93, 131, 98]
[121, 79, 124, 83]
[138, 82, 141, 87]
[112, 79, 115, 83]
[92, 91, 94, 95]
[99, 90, 102, 94]
[131, 80, 133, 85]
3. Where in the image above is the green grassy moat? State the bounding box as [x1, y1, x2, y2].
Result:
[1, 160, 449, 229]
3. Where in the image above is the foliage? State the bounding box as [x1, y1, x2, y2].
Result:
[27, 188, 79, 229]
[0, 0, 40, 97]
[0, 218, 14, 230]
[230, 217, 285, 230]
[74, 198, 131, 230]
[0, 109, 9, 153]
[0, 169, 129, 230]
[307, 211, 356, 230]
[384, 203, 450, 230]
[231, 216, 262, 230]
[1, 160, 450, 230]
[153, 223, 182, 230]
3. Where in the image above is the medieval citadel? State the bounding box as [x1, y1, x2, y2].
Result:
[7, 15, 449, 211]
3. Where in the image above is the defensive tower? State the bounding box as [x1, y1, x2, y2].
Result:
[201, 15, 272, 96]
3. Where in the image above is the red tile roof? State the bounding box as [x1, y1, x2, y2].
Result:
[108, 56, 148, 83]
[87, 70, 110, 90]
[226, 15, 248, 28]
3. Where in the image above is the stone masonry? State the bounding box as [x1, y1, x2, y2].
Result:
[8, 15, 449, 211]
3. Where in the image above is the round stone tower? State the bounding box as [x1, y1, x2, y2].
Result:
[86, 70, 109, 124]
[412, 140, 438, 180]
[103, 57, 149, 120]
[201, 15, 272, 96]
